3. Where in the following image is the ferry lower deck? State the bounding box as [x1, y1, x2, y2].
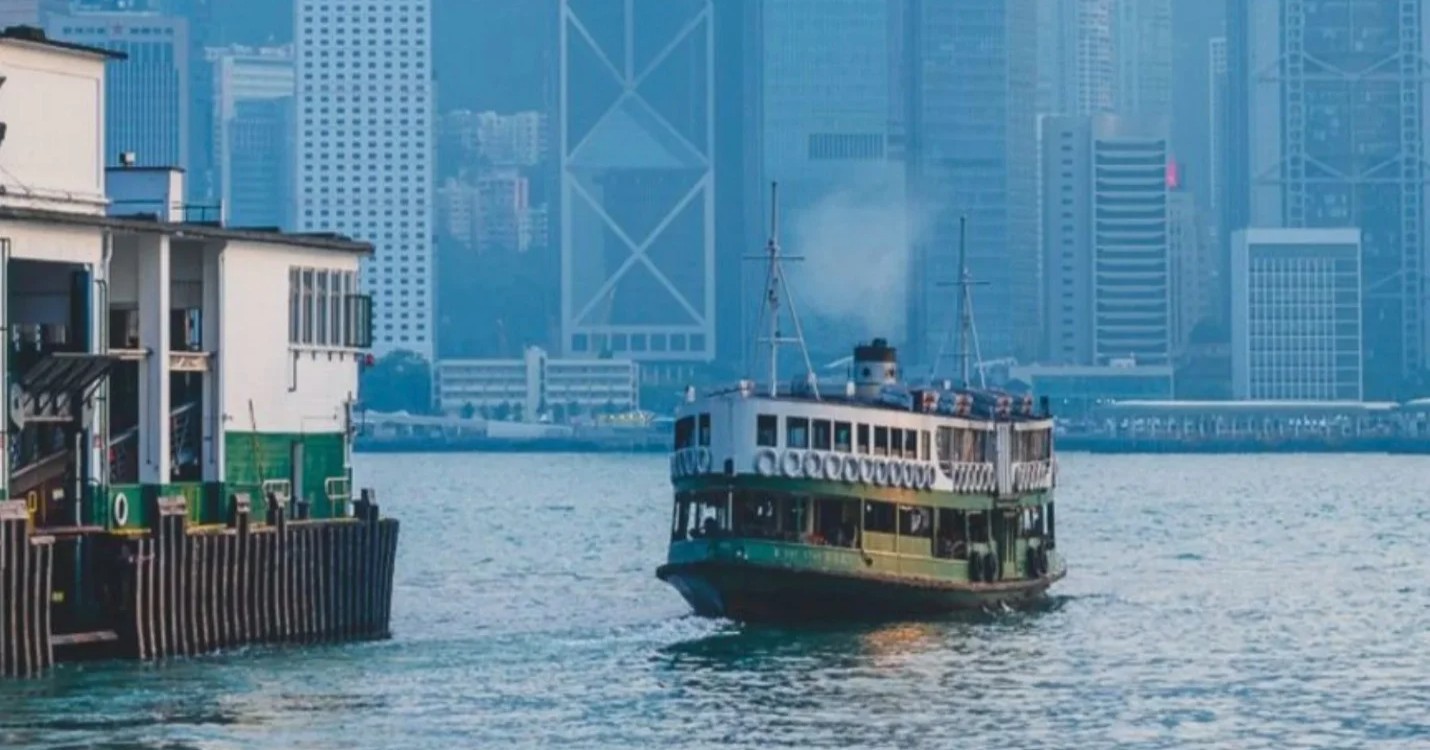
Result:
[659, 486, 1062, 620]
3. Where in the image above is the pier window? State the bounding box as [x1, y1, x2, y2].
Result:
[756, 415, 778, 447]
[856, 424, 870, 454]
[874, 426, 889, 456]
[834, 421, 852, 452]
[812, 420, 832, 451]
[301, 269, 315, 343]
[787, 417, 810, 449]
[698, 413, 711, 446]
[289, 269, 301, 342]
[674, 416, 695, 449]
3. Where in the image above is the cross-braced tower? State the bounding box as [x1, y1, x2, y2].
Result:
[559, 0, 715, 364]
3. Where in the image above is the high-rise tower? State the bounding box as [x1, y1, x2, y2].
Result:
[295, 0, 434, 358]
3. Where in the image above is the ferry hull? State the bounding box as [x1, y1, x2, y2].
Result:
[657, 560, 1063, 622]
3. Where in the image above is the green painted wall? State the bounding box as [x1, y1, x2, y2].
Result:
[92, 432, 350, 530]
[225, 431, 348, 520]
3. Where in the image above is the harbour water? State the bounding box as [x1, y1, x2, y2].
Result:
[2, 452, 1428, 749]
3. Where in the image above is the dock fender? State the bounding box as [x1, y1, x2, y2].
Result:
[781, 450, 804, 478]
[983, 552, 1000, 583]
[841, 456, 859, 484]
[695, 447, 712, 475]
[969, 553, 984, 582]
[1037, 546, 1049, 577]
[1025, 546, 1040, 579]
[112, 492, 130, 527]
[823, 453, 842, 481]
[754, 448, 778, 476]
[803, 451, 823, 479]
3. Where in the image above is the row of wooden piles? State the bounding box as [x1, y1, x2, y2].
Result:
[0, 500, 53, 677]
[123, 494, 401, 660]
[1, 492, 400, 677]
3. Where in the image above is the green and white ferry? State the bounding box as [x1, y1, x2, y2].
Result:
[656, 191, 1064, 621]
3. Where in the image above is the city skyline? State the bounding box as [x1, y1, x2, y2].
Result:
[11, 0, 1430, 407]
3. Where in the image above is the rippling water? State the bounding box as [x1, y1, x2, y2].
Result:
[2, 453, 1429, 749]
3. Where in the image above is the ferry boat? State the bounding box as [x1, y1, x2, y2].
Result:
[655, 187, 1063, 621]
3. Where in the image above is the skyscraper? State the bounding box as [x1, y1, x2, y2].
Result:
[1113, 0, 1172, 128]
[210, 45, 294, 229]
[0, 0, 65, 27]
[295, 0, 434, 359]
[1208, 36, 1227, 217]
[758, 0, 906, 358]
[47, 9, 189, 171]
[1039, 0, 1116, 118]
[906, 0, 1039, 366]
[1228, 0, 1430, 397]
[558, 0, 715, 366]
[1231, 228, 1363, 401]
[1041, 115, 1171, 366]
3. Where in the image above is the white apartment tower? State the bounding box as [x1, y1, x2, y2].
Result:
[295, 0, 434, 358]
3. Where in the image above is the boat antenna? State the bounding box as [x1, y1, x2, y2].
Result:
[746, 181, 820, 399]
[930, 215, 987, 389]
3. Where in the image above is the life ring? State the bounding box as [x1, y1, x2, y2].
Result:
[859, 457, 875, 484]
[842, 456, 859, 483]
[113, 492, 130, 527]
[823, 453, 842, 481]
[781, 450, 803, 478]
[890, 461, 905, 488]
[983, 552, 999, 583]
[899, 462, 914, 489]
[927, 465, 939, 489]
[874, 459, 890, 485]
[754, 448, 778, 476]
[695, 447, 712, 474]
[803, 451, 822, 479]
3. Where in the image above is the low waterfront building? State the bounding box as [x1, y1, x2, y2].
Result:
[1009, 362, 1174, 421]
[434, 347, 639, 421]
[1230, 228, 1362, 401]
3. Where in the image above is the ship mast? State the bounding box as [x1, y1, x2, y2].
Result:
[932, 214, 987, 389]
[748, 181, 819, 399]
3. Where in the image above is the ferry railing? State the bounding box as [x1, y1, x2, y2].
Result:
[1011, 459, 1055, 492]
[942, 461, 996, 494]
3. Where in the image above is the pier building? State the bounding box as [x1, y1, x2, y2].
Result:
[0, 26, 398, 676]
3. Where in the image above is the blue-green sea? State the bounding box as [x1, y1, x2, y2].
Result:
[2, 453, 1428, 749]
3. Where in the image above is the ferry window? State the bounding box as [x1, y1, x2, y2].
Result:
[756, 415, 778, 447]
[698, 413, 711, 446]
[874, 426, 889, 456]
[856, 424, 870, 454]
[899, 505, 932, 538]
[787, 417, 810, 449]
[936, 508, 969, 559]
[834, 421, 852, 452]
[674, 416, 695, 449]
[903, 429, 918, 458]
[863, 500, 896, 533]
[921, 430, 931, 461]
[812, 420, 832, 451]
